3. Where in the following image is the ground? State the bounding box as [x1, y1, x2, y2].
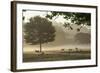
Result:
[23, 49, 91, 62]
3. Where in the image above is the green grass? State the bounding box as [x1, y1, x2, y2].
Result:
[23, 50, 91, 62]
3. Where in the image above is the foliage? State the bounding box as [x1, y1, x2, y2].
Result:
[46, 11, 91, 31]
[46, 11, 91, 25]
[24, 16, 56, 52]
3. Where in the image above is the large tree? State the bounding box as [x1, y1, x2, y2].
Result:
[24, 16, 56, 52]
[46, 11, 91, 31]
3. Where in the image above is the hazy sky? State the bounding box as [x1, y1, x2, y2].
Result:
[23, 10, 70, 24]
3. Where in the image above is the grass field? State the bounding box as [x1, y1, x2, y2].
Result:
[23, 49, 91, 62]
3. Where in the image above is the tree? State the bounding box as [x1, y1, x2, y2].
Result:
[24, 16, 56, 52]
[46, 11, 91, 31]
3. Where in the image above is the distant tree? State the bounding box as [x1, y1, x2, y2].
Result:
[75, 48, 78, 52]
[46, 12, 91, 31]
[24, 16, 56, 52]
[75, 33, 90, 44]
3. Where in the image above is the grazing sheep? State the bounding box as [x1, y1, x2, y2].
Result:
[35, 50, 45, 55]
[61, 49, 65, 51]
[68, 49, 73, 53]
[41, 52, 44, 55]
[75, 48, 79, 52]
[61, 49, 65, 53]
[35, 50, 40, 52]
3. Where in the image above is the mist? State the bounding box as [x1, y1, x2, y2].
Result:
[23, 22, 91, 53]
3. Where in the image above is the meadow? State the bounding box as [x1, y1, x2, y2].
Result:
[23, 49, 91, 62]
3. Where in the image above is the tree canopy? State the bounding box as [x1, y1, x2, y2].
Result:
[24, 16, 56, 52]
[46, 11, 91, 25]
[46, 11, 91, 31]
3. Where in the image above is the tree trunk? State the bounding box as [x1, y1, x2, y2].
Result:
[40, 39, 42, 52]
[39, 34, 42, 52]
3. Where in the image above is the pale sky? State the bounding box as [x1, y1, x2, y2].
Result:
[23, 10, 70, 24]
[23, 10, 90, 30]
